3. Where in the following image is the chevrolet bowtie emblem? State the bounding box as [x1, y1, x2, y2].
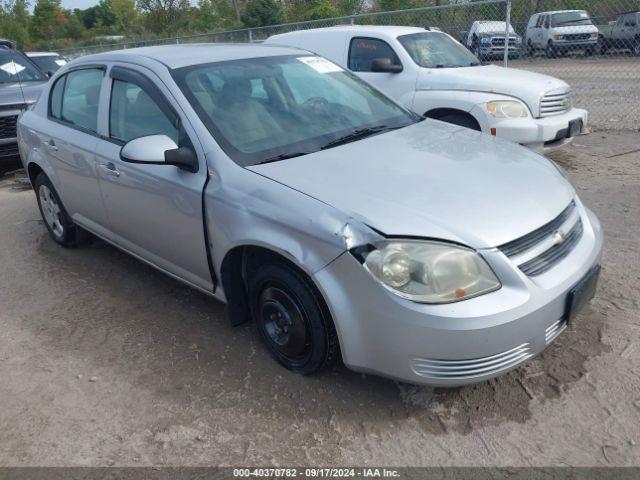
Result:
[552, 230, 566, 245]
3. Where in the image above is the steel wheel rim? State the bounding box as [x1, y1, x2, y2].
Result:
[39, 185, 64, 238]
[258, 285, 311, 361]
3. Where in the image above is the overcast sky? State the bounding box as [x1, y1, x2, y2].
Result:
[61, 0, 100, 9]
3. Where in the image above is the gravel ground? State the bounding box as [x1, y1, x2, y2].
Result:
[507, 56, 640, 131]
[0, 131, 639, 467]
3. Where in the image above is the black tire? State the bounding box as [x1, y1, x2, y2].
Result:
[599, 38, 608, 55]
[247, 261, 339, 375]
[634, 38, 640, 56]
[545, 41, 556, 58]
[434, 113, 481, 131]
[584, 46, 595, 57]
[526, 39, 535, 57]
[34, 173, 90, 247]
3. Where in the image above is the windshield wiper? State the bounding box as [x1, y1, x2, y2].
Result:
[256, 151, 310, 165]
[320, 125, 399, 150]
[469, 62, 481, 66]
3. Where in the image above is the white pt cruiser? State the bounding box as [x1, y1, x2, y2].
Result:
[266, 26, 588, 153]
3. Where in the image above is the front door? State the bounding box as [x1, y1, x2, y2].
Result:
[94, 65, 213, 291]
[346, 36, 416, 108]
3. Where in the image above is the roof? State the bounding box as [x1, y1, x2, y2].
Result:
[76, 43, 308, 69]
[25, 51, 62, 57]
[270, 25, 427, 38]
[536, 10, 587, 15]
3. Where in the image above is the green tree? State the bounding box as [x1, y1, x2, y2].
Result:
[137, 0, 191, 34]
[286, 0, 338, 21]
[0, 0, 31, 48]
[31, 0, 67, 42]
[242, 0, 283, 27]
[112, 0, 138, 32]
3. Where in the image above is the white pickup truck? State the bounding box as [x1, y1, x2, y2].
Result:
[265, 25, 588, 153]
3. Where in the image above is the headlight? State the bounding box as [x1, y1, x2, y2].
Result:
[486, 100, 528, 118]
[358, 240, 501, 304]
[552, 34, 562, 41]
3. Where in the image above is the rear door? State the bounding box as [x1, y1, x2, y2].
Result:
[94, 64, 213, 291]
[41, 66, 112, 238]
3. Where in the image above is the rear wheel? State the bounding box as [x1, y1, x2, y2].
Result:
[527, 39, 535, 57]
[248, 261, 339, 375]
[34, 173, 90, 247]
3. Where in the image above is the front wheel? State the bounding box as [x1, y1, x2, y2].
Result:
[545, 41, 556, 58]
[34, 173, 90, 247]
[434, 113, 481, 131]
[248, 261, 339, 375]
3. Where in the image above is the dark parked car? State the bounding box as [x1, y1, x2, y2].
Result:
[0, 46, 48, 161]
[25, 52, 69, 76]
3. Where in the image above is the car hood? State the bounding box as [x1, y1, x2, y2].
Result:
[0, 81, 47, 106]
[416, 65, 568, 114]
[249, 120, 575, 249]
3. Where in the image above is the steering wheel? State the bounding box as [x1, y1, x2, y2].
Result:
[303, 96, 330, 109]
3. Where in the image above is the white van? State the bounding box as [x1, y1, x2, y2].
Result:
[265, 26, 588, 153]
[525, 10, 599, 57]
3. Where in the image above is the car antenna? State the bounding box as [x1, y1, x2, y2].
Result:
[6, 45, 29, 107]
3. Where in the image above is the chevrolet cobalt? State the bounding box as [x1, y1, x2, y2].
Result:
[18, 45, 602, 386]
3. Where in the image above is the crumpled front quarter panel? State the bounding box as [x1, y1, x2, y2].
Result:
[204, 158, 382, 281]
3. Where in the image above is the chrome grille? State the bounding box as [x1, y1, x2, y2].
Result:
[499, 201, 584, 276]
[540, 89, 572, 118]
[411, 343, 532, 381]
[0, 114, 18, 139]
[519, 219, 583, 276]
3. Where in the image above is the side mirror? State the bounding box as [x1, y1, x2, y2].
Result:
[120, 134, 198, 173]
[371, 58, 403, 73]
[46, 71, 54, 78]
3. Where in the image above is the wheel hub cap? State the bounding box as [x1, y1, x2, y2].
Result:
[259, 286, 309, 358]
[39, 185, 64, 238]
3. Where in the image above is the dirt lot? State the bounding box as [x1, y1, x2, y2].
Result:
[0, 130, 639, 467]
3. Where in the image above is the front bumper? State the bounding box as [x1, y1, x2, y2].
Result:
[314, 203, 603, 386]
[471, 106, 589, 154]
[0, 138, 19, 160]
[551, 38, 598, 48]
[479, 45, 522, 57]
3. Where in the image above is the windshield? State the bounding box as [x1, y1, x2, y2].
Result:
[551, 11, 592, 27]
[172, 55, 416, 166]
[398, 32, 480, 68]
[29, 55, 68, 74]
[0, 50, 47, 83]
[476, 21, 516, 34]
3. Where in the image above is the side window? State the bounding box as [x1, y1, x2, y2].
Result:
[49, 75, 64, 119]
[60, 68, 104, 133]
[109, 79, 179, 144]
[348, 37, 401, 72]
[544, 16, 550, 28]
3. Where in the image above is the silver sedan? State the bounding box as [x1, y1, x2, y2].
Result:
[17, 44, 603, 386]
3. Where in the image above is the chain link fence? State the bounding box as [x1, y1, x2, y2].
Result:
[59, 0, 640, 131]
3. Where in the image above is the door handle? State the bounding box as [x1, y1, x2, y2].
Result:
[46, 140, 58, 152]
[99, 162, 120, 177]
